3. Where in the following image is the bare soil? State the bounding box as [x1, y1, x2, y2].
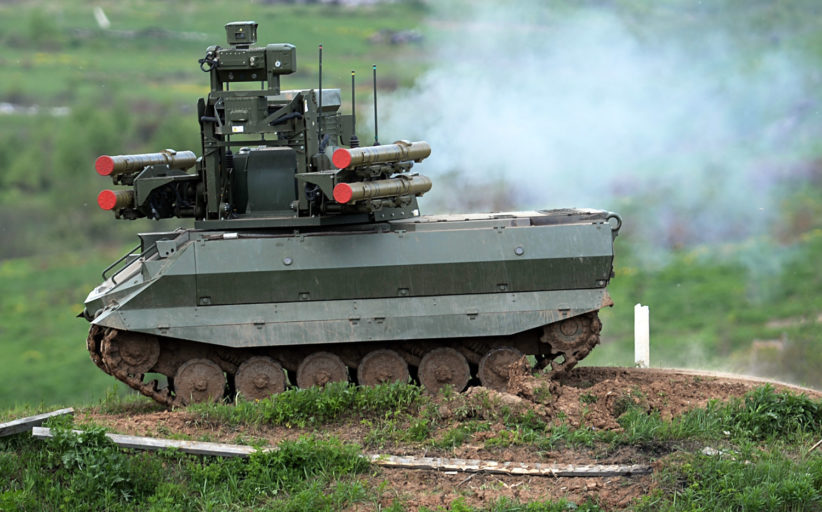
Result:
[81, 367, 822, 511]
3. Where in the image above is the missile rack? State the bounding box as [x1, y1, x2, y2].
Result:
[96, 21, 431, 229]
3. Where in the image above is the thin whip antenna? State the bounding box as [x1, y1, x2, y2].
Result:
[372, 64, 379, 146]
[350, 70, 360, 147]
[317, 44, 323, 149]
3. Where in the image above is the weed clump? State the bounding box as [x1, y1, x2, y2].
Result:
[5, 419, 165, 510]
[612, 385, 822, 445]
[638, 448, 822, 512]
[728, 384, 821, 440]
[192, 380, 425, 428]
[0, 416, 372, 511]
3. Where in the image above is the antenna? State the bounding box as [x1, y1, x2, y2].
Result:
[350, 70, 360, 148]
[372, 64, 379, 146]
[317, 44, 323, 148]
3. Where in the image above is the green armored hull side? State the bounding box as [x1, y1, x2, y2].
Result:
[86, 210, 618, 348]
[84, 209, 619, 406]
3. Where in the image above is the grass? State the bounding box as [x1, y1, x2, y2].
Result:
[0, 251, 135, 410]
[193, 380, 822, 453]
[3, 383, 821, 510]
[0, 0, 428, 105]
[614, 385, 822, 447]
[427, 383, 820, 459]
[636, 448, 822, 512]
[1, 413, 373, 511]
[191, 380, 425, 428]
[587, 228, 822, 389]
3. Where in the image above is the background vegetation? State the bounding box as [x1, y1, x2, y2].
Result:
[0, 0, 821, 410]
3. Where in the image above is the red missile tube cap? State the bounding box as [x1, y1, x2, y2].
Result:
[333, 183, 353, 204]
[95, 155, 115, 176]
[332, 148, 352, 169]
[97, 190, 118, 210]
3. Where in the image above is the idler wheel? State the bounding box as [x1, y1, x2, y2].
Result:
[544, 315, 594, 352]
[173, 359, 226, 405]
[235, 356, 286, 400]
[418, 347, 470, 394]
[101, 331, 160, 375]
[478, 347, 524, 392]
[357, 349, 409, 386]
[296, 352, 348, 389]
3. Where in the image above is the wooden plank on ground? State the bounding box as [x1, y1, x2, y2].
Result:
[31, 427, 267, 458]
[30, 427, 652, 477]
[366, 454, 652, 477]
[0, 408, 74, 437]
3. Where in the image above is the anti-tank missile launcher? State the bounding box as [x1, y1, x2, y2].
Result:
[332, 140, 431, 169]
[95, 21, 430, 226]
[83, 21, 621, 407]
[96, 150, 198, 178]
[332, 175, 432, 205]
[95, 149, 200, 220]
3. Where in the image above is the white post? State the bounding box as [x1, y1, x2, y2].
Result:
[634, 303, 650, 368]
[93, 7, 111, 30]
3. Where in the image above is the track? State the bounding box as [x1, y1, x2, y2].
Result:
[86, 312, 603, 407]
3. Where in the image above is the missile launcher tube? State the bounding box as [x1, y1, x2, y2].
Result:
[333, 175, 432, 204]
[97, 189, 135, 211]
[332, 141, 431, 169]
[95, 150, 197, 177]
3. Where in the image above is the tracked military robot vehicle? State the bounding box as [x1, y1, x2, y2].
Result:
[82, 22, 622, 406]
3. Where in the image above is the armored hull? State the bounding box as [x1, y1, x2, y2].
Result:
[85, 209, 619, 405]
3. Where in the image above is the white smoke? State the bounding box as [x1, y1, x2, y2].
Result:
[378, 3, 816, 249]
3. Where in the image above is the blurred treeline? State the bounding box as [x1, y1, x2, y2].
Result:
[0, 0, 427, 258]
[0, 0, 821, 407]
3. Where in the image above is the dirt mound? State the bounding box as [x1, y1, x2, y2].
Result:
[503, 361, 815, 431]
[557, 367, 819, 428]
[84, 367, 821, 511]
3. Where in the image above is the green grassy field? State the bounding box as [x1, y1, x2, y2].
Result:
[1, 382, 821, 510]
[590, 228, 822, 386]
[0, 1, 426, 104]
[0, 251, 130, 408]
